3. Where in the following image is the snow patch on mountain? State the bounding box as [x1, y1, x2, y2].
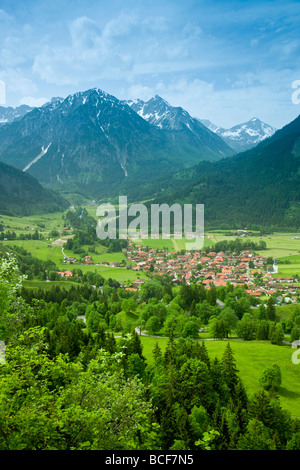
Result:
[23, 143, 52, 172]
[198, 117, 276, 152]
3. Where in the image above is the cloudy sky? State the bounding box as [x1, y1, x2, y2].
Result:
[0, 0, 300, 128]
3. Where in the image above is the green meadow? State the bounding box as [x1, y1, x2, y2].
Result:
[0, 211, 65, 236]
[2, 211, 300, 419]
[257, 233, 300, 258]
[23, 279, 81, 291]
[255, 232, 300, 277]
[1, 239, 145, 283]
[140, 336, 300, 418]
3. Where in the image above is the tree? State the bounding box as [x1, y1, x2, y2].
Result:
[179, 358, 215, 411]
[163, 315, 177, 337]
[140, 281, 163, 301]
[221, 343, 239, 393]
[206, 285, 217, 306]
[218, 307, 238, 338]
[0, 254, 27, 341]
[145, 316, 161, 335]
[256, 303, 268, 321]
[0, 331, 160, 450]
[194, 341, 210, 368]
[269, 322, 284, 345]
[210, 317, 226, 339]
[236, 313, 256, 340]
[256, 320, 269, 340]
[152, 341, 162, 362]
[182, 321, 199, 338]
[266, 296, 276, 321]
[189, 405, 210, 441]
[121, 298, 138, 314]
[290, 325, 300, 342]
[126, 353, 146, 379]
[259, 364, 282, 391]
[196, 300, 213, 325]
[237, 418, 276, 450]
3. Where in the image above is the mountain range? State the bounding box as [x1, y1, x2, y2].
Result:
[0, 160, 67, 216]
[198, 117, 277, 153]
[0, 104, 33, 126]
[125, 96, 276, 153]
[145, 114, 300, 229]
[0, 86, 299, 229]
[0, 89, 234, 200]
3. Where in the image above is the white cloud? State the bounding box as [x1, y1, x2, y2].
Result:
[124, 83, 155, 102]
[31, 11, 210, 87]
[0, 69, 39, 95]
[0, 9, 14, 23]
[123, 71, 300, 129]
[19, 96, 49, 107]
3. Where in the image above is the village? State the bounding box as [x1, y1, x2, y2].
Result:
[122, 239, 300, 302]
[55, 233, 300, 303]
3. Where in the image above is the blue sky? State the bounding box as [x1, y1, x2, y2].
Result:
[0, 0, 299, 128]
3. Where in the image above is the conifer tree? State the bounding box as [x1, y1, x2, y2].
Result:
[221, 342, 239, 393]
[194, 341, 210, 368]
[152, 341, 162, 362]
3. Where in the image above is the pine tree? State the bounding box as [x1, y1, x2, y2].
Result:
[257, 303, 268, 321]
[194, 341, 210, 368]
[164, 334, 176, 366]
[266, 296, 276, 321]
[127, 330, 145, 359]
[221, 342, 239, 393]
[234, 378, 248, 409]
[153, 341, 162, 362]
[210, 357, 230, 404]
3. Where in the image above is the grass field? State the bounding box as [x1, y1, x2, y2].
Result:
[257, 233, 300, 258]
[2, 211, 300, 418]
[140, 336, 300, 418]
[0, 211, 65, 237]
[2, 239, 145, 283]
[23, 279, 82, 290]
[131, 234, 217, 251]
[255, 232, 300, 278]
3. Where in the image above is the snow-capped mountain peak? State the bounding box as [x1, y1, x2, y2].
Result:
[0, 104, 34, 126]
[198, 117, 276, 152]
[125, 95, 207, 133]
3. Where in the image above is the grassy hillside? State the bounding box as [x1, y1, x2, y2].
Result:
[138, 115, 300, 230]
[0, 160, 68, 216]
[140, 336, 300, 418]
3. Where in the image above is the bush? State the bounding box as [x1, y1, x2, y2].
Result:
[259, 364, 282, 391]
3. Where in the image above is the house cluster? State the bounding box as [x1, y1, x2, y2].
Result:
[57, 270, 74, 278]
[124, 240, 299, 300]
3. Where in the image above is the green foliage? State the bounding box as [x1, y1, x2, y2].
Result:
[0, 332, 159, 450]
[236, 313, 256, 340]
[0, 254, 299, 451]
[146, 115, 300, 230]
[259, 364, 282, 391]
[0, 160, 67, 217]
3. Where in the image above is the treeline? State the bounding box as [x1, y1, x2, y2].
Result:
[64, 207, 128, 254]
[1, 255, 300, 450]
[204, 238, 267, 254]
[2, 244, 57, 280]
[0, 229, 42, 241]
[1, 244, 107, 285]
